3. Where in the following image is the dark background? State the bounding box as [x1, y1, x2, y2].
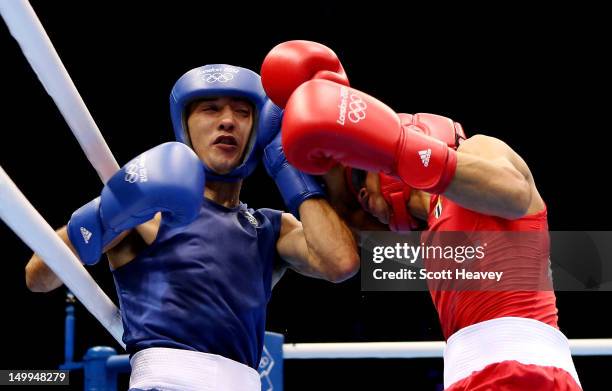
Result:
[1, 1, 609, 390]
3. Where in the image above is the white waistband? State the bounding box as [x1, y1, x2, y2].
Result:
[444, 317, 581, 389]
[129, 347, 261, 391]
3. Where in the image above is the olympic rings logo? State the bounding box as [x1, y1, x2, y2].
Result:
[124, 163, 140, 183]
[124, 156, 148, 183]
[243, 210, 259, 227]
[347, 94, 367, 123]
[337, 87, 368, 126]
[204, 72, 234, 83]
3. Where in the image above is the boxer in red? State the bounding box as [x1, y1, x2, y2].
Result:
[260, 40, 582, 390]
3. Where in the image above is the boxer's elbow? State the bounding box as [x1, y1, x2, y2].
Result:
[325, 250, 360, 283]
[500, 175, 532, 220]
[25, 259, 60, 293]
[25, 263, 47, 292]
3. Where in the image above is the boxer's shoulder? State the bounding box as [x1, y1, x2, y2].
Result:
[457, 134, 507, 154]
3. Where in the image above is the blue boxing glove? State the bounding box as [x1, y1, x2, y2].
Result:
[67, 142, 205, 264]
[263, 130, 325, 217]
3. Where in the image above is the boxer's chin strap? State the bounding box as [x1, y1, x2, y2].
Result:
[379, 173, 418, 232]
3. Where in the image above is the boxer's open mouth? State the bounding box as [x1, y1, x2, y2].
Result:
[213, 135, 238, 146]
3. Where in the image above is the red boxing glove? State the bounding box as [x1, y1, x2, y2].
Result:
[261, 40, 349, 108]
[398, 113, 466, 150]
[281, 79, 458, 194]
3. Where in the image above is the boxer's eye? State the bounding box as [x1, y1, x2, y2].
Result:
[232, 104, 251, 117]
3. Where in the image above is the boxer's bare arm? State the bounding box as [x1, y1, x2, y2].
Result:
[106, 214, 161, 268]
[276, 199, 359, 283]
[25, 214, 161, 292]
[444, 135, 545, 219]
[25, 226, 73, 292]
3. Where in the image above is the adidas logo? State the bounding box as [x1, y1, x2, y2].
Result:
[80, 227, 92, 244]
[419, 149, 432, 167]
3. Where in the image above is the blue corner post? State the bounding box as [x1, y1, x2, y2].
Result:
[259, 332, 284, 391]
[83, 346, 117, 391]
[60, 291, 83, 371]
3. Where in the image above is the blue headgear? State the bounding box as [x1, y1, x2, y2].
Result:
[170, 64, 282, 181]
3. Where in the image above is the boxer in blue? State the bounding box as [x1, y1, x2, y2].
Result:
[25, 64, 359, 390]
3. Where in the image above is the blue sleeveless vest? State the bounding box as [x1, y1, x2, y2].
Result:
[112, 198, 282, 368]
